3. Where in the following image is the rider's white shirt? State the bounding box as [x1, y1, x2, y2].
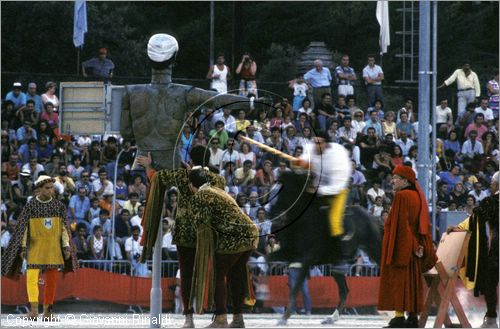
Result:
[301, 142, 352, 196]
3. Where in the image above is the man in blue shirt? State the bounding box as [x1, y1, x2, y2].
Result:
[69, 186, 91, 231]
[363, 109, 383, 137]
[5, 82, 27, 112]
[82, 47, 115, 83]
[304, 59, 332, 109]
[26, 82, 43, 114]
[16, 120, 37, 145]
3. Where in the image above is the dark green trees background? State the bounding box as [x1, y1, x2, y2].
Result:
[2, 1, 498, 94]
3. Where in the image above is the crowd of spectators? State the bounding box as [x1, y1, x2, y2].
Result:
[1, 58, 498, 281]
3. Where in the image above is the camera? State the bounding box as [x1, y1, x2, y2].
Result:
[133, 253, 141, 261]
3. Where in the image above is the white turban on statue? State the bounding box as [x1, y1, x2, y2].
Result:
[147, 33, 179, 63]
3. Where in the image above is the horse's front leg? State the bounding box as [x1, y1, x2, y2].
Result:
[321, 272, 349, 325]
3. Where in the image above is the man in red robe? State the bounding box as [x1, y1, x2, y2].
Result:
[378, 165, 437, 328]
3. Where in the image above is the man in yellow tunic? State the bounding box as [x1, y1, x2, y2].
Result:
[1, 175, 77, 321]
[188, 168, 259, 328]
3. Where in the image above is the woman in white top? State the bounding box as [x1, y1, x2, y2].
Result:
[41, 81, 60, 113]
[298, 98, 314, 117]
[206, 54, 231, 93]
[351, 109, 366, 135]
[435, 98, 454, 138]
[238, 142, 256, 168]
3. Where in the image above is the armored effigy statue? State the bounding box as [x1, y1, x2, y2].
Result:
[121, 33, 251, 170]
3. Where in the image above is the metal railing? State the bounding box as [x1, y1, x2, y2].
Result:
[78, 260, 379, 278]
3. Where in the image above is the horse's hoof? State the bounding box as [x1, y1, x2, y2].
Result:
[276, 319, 288, 326]
[321, 317, 335, 325]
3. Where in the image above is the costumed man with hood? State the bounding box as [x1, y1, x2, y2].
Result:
[449, 171, 499, 328]
[378, 165, 437, 328]
[1, 175, 78, 321]
[187, 168, 258, 328]
[137, 145, 228, 328]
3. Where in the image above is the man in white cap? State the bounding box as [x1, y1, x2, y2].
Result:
[121, 33, 254, 171]
[5, 82, 27, 113]
[1, 175, 78, 321]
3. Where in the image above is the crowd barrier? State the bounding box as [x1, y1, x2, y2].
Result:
[1, 261, 381, 309]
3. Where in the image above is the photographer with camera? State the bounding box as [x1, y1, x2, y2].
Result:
[125, 225, 148, 277]
[236, 52, 258, 97]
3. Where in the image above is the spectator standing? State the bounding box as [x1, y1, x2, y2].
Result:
[304, 59, 332, 109]
[289, 74, 309, 113]
[334, 54, 357, 97]
[207, 54, 231, 93]
[41, 82, 60, 113]
[439, 61, 481, 118]
[362, 54, 384, 107]
[82, 47, 115, 84]
[235, 52, 258, 97]
[486, 69, 499, 118]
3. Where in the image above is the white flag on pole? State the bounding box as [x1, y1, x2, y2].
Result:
[376, 0, 390, 54]
[73, 0, 88, 48]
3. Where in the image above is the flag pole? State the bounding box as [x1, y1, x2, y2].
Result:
[77, 47, 80, 75]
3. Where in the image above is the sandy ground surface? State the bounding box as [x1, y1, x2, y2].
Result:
[0, 312, 489, 328]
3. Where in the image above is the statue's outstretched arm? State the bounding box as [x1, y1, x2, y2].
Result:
[186, 88, 253, 113]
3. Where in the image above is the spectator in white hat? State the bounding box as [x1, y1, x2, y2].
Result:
[5, 82, 27, 113]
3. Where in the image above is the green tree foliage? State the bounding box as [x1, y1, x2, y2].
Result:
[259, 43, 299, 82]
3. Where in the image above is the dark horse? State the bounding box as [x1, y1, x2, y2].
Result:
[267, 171, 383, 325]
